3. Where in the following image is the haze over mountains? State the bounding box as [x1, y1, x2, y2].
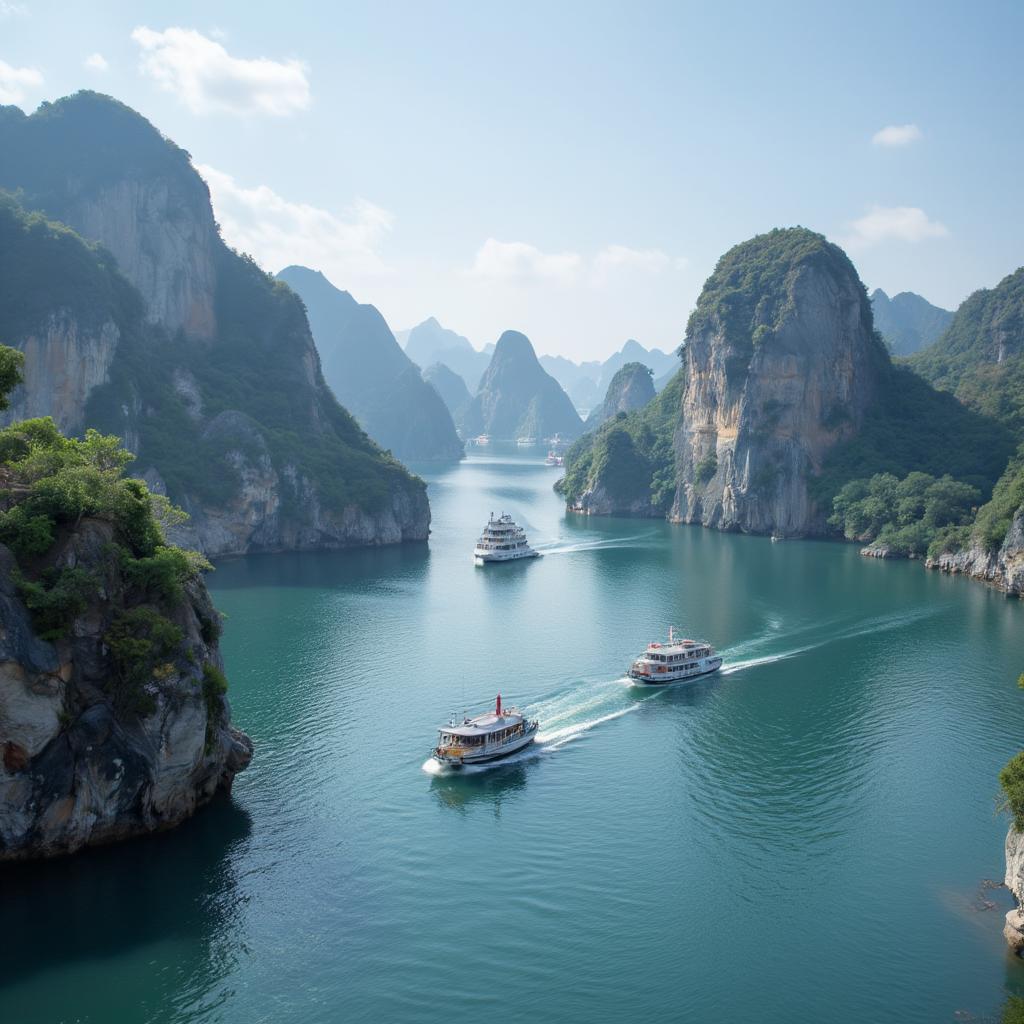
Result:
[277, 267, 463, 463]
[458, 330, 584, 441]
[0, 91, 429, 556]
[870, 288, 954, 356]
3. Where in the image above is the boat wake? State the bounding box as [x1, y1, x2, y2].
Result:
[421, 604, 945, 776]
[534, 533, 653, 557]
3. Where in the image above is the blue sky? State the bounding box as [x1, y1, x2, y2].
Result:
[2, 0, 1022, 360]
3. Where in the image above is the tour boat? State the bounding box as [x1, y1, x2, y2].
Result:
[627, 626, 723, 686]
[473, 434, 491, 446]
[544, 451, 564, 467]
[473, 512, 540, 564]
[432, 695, 539, 766]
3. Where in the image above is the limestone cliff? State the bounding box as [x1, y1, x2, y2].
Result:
[585, 361, 656, 431]
[1003, 828, 1024, 949]
[672, 228, 886, 537]
[0, 530, 251, 860]
[0, 94, 216, 339]
[929, 493, 1024, 593]
[0, 92, 430, 556]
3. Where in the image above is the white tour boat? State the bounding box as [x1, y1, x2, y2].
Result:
[473, 512, 540, 564]
[472, 434, 491, 446]
[544, 450, 564, 467]
[627, 626, 723, 686]
[432, 695, 539, 766]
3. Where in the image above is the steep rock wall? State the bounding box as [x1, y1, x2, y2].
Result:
[672, 229, 885, 537]
[0, 524, 252, 861]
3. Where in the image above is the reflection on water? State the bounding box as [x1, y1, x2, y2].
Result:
[4, 448, 1024, 1024]
[429, 762, 533, 815]
[0, 796, 252, 1022]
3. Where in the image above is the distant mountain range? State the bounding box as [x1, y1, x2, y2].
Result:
[277, 268, 463, 462]
[870, 288, 953, 356]
[542, 339, 679, 412]
[458, 330, 584, 441]
[401, 317, 492, 393]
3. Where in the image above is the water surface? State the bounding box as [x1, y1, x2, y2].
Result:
[3, 449, 1024, 1023]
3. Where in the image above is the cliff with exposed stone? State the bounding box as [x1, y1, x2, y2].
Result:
[927, 507, 1024, 596]
[1003, 827, 1024, 949]
[0, 91, 429, 557]
[0, 522, 252, 861]
[672, 228, 886, 537]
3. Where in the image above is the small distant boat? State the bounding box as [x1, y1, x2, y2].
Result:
[474, 512, 540, 564]
[545, 451, 564, 467]
[473, 434, 491, 446]
[627, 626, 723, 686]
[516, 436, 537, 447]
[432, 694, 539, 766]
[770, 534, 783, 543]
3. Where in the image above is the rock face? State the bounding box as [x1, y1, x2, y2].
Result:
[2, 314, 120, 434]
[0, 92, 430, 556]
[927, 506, 1024, 595]
[870, 288, 952, 356]
[672, 228, 886, 537]
[1004, 827, 1024, 949]
[585, 361, 656, 430]
[277, 266, 463, 462]
[423, 362, 472, 419]
[0, 525, 252, 861]
[460, 330, 583, 440]
[0, 92, 216, 340]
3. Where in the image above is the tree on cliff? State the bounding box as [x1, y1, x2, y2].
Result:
[0, 343, 23, 409]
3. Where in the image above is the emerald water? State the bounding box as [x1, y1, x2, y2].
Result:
[4, 450, 1024, 1023]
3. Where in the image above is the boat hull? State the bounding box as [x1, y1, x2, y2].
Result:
[628, 659, 723, 687]
[433, 727, 538, 766]
[474, 549, 541, 565]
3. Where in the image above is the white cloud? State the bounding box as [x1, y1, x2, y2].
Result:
[470, 239, 582, 285]
[871, 123, 922, 147]
[132, 26, 310, 116]
[593, 244, 671, 282]
[0, 60, 42, 105]
[84, 52, 109, 73]
[0, 2, 28, 17]
[469, 240, 684, 288]
[843, 204, 949, 249]
[197, 164, 393, 278]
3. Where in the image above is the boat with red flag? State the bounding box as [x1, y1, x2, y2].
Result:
[431, 695, 539, 766]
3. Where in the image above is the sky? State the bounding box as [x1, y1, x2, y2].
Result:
[1, 0, 1022, 361]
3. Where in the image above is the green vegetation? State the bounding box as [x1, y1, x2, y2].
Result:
[14, 567, 96, 641]
[1001, 752, 1024, 833]
[201, 663, 229, 750]
[0, 340, 23, 409]
[971, 446, 1024, 553]
[558, 369, 683, 513]
[0, 342, 225, 716]
[910, 268, 1024, 439]
[0, 190, 143, 342]
[104, 608, 184, 714]
[685, 228, 880, 375]
[1, 93, 424, 525]
[828, 471, 979, 558]
[694, 452, 718, 486]
[1002, 995, 1024, 1024]
[85, 247, 416, 515]
[812, 365, 1015, 507]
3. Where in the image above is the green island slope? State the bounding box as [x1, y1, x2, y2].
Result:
[0, 92, 428, 556]
[0, 345, 252, 860]
[559, 229, 1014, 561]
